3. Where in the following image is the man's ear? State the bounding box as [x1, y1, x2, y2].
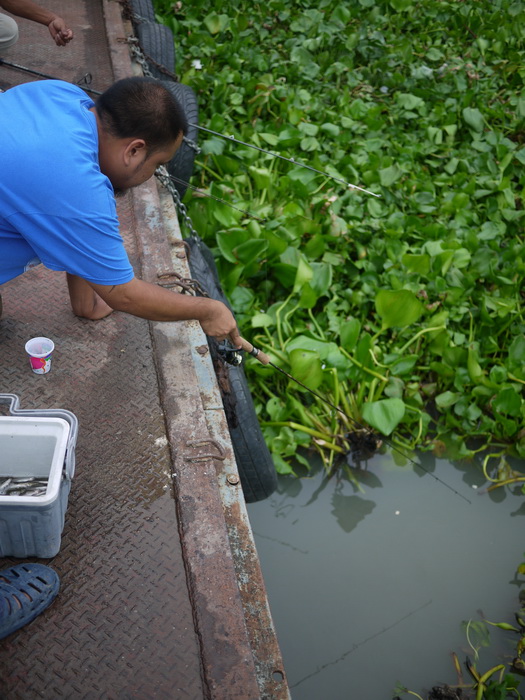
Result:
[123, 138, 147, 166]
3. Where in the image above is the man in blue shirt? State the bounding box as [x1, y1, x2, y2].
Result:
[0, 77, 241, 345]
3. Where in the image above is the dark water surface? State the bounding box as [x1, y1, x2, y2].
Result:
[247, 453, 525, 699]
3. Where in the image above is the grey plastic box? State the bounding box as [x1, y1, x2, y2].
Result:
[0, 394, 78, 558]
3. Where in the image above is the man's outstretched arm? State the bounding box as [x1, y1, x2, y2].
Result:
[66, 273, 242, 345]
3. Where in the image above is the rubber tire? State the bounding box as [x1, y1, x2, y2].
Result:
[136, 21, 175, 79]
[129, 0, 156, 24]
[164, 82, 199, 198]
[186, 236, 278, 503]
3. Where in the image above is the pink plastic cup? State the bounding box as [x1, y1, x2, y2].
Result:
[25, 337, 55, 374]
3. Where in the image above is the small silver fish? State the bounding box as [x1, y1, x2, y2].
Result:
[0, 476, 48, 496]
[0, 478, 12, 494]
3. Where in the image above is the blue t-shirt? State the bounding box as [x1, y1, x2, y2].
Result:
[0, 80, 134, 286]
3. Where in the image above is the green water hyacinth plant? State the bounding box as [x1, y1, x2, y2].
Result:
[155, 0, 525, 476]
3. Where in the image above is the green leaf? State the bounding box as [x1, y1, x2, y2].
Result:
[299, 283, 318, 309]
[340, 318, 361, 351]
[389, 355, 419, 376]
[258, 132, 279, 146]
[435, 391, 461, 409]
[426, 47, 443, 61]
[390, 0, 413, 10]
[509, 336, 525, 369]
[462, 107, 485, 132]
[201, 138, 225, 155]
[203, 13, 230, 35]
[212, 203, 240, 227]
[289, 348, 323, 391]
[272, 453, 295, 475]
[478, 222, 504, 241]
[515, 149, 525, 165]
[287, 336, 338, 361]
[266, 396, 288, 422]
[293, 256, 313, 293]
[217, 229, 248, 263]
[355, 333, 373, 368]
[309, 262, 332, 296]
[379, 164, 403, 187]
[493, 387, 522, 417]
[300, 136, 320, 152]
[375, 290, 424, 330]
[361, 398, 406, 436]
[230, 286, 254, 313]
[251, 313, 274, 329]
[396, 93, 425, 111]
[401, 254, 430, 276]
[320, 122, 340, 137]
[249, 166, 272, 190]
[273, 263, 298, 289]
[234, 239, 267, 264]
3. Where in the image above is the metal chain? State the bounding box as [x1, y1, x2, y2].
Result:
[156, 166, 199, 239]
[126, 36, 179, 82]
[182, 135, 200, 153]
[156, 269, 205, 296]
[155, 167, 210, 298]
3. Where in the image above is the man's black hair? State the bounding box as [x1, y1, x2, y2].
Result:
[96, 77, 188, 153]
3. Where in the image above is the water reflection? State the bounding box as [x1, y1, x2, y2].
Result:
[248, 452, 525, 699]
[330, 490, 376, 534]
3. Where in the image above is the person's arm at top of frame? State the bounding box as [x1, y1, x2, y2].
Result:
[0, 0, 73, 45]
[66, 273, 243, 345]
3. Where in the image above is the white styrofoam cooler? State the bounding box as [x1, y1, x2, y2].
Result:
[0, 394, 78, 558]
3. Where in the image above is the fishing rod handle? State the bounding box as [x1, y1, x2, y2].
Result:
[239, 338, 270, 365]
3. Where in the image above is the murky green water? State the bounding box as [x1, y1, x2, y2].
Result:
[247, 452, 525, 699]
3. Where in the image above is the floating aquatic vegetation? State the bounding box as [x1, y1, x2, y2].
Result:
[156, 0, 525, 481]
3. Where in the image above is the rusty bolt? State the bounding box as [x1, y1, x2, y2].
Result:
[196, 345, 209, 355]
[227, 474, 240, 485]
[176, 251, 186, 259]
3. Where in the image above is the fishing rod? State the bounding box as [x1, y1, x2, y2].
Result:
[236, 337, 472, 504]
[0, 58, 101, 95]
[190, 124, 380, 198]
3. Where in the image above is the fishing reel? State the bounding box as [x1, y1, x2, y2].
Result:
[216, 340, 244, 366]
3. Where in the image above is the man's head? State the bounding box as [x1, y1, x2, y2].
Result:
[94, 77, 188, 193]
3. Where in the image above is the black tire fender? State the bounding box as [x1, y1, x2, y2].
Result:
[186, 236, 278, 503]
[136, 21, 175, 79]
[163, 82, 199, 198]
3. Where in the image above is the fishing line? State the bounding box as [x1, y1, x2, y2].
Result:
[190, 124, 381, 198]
[238, 338, 471, 504]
